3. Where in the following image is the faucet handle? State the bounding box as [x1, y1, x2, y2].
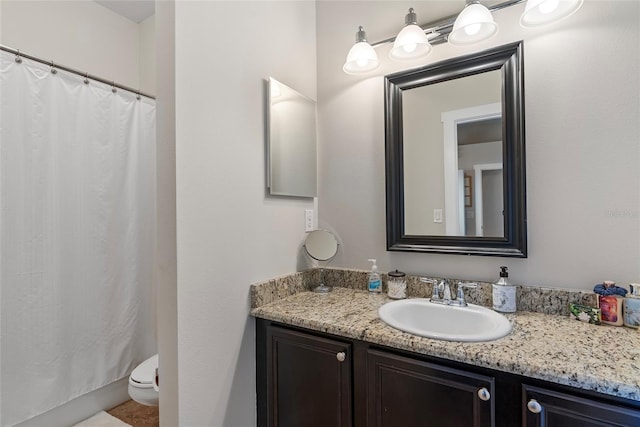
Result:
[456, 282, 477, 306]
[420, 278, 441, 301]
[458, 281, 477, 289]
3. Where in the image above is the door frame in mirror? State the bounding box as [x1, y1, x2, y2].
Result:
[385, 41, 527, 257]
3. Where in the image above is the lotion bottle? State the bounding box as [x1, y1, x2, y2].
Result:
[492, 266, 516, 313]
[623, 284, 640, 328]
[367, 259, 382, 293]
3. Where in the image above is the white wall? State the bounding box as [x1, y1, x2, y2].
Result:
[155, 1, 179, 425]
[317, 0, 640, 290]
[0, 0, 141, 89]
[173, 1, 316, 425]
[139, 14, 156, 95]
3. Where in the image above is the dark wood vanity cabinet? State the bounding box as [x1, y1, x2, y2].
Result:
[261, 324, 352, 427]
[256, 319, 640, 427]
[366, 349, 494, 426]
[523, 384, 640, 427]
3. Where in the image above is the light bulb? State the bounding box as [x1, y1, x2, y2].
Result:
[448, 2, 498, 45]
[520, 0, 583, 27]
[389, 8, 432, 61]
[464, 23, 482, 36]
[538, 0, 559, 14]
[402, 43, 417, 53]
[343, 27, 380, 74]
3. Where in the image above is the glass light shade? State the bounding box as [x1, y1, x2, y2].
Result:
[448, 3, 498, 45]
[390, 24, 432, 60]
[520, 0, 583, 27]
[343, 41, 380, 74]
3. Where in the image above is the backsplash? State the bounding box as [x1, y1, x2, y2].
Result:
[251, 267, 597, 316]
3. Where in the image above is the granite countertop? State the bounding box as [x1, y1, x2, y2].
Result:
[251, 287, 640, 401]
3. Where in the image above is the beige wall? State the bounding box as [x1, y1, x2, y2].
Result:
[317, 0, 640, 290]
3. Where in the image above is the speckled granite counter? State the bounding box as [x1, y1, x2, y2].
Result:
[251, 286, 640, 402]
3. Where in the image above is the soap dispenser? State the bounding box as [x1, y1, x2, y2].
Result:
[367, 259, 382, 293]
[492, 266, 516, 313]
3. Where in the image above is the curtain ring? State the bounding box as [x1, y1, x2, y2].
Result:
[15, 49, 22, 64]
[84, 72, 89, 85]
[136, 91, 141, 101]
[50, 60, 57, 74]
[111, 82, 117, 93]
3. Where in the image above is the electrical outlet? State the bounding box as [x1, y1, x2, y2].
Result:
[305, 209, 314, 232]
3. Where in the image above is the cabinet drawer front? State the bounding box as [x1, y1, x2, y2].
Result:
[523, 384, 640, 427]
[267, 326, 352, 427]
[367, 349, 495, 427]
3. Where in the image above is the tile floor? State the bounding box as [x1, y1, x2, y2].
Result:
[108, 400, 159, 427]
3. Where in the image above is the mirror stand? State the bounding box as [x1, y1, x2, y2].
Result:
[314, 268, 330, 294]
[303, 230, 340, 293]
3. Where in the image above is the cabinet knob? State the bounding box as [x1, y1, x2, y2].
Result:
[477, 387, 491, 401]
[336, 352, 346, 362]
[527, 399, 542, 414]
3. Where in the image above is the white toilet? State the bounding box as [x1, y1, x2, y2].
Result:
[128, 354, 159, 406]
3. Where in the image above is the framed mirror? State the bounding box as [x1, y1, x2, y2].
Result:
[385, 42, 526, 257]
[267, 77, 317, 197]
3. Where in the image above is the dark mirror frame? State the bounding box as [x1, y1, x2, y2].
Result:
[385, 41, 527, 257]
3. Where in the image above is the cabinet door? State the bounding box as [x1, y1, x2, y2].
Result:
[367, 349, 494, 427]
[266, 325, 352, 427]
[523, 384, 640, 427]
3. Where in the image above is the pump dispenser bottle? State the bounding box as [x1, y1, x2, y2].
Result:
[492, 266, 516, 313]
[367, 259, 382, 293]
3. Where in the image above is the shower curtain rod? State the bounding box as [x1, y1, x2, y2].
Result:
[1, 45, 156, 100]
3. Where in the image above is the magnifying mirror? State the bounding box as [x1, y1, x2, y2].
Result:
[304, 230, 339, 293]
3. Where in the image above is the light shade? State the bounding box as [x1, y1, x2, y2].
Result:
[448, 1, 498, 46]
[343, 26, 380, 74]
[390, 8, 432, 61]
[520, 0, 584, 27]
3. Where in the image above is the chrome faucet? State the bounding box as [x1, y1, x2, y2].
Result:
[420, 277, 476, 307]
[420, 278, 452, 304]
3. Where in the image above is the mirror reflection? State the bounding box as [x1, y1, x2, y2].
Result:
[403, 70, 504, 237]
[267, 77, 317, 197]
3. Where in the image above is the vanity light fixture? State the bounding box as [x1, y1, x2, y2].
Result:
[342, 26, 380, 75]
[448, 0, 498, 45]
[344, 0, 584, 75]
[389, 8, 432, 61]
[520, 0, 584, 28]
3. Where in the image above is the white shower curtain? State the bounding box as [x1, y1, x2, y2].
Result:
[0, 51, 156, 426]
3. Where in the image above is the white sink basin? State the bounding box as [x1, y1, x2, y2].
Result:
[378, 298, 512, 342]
